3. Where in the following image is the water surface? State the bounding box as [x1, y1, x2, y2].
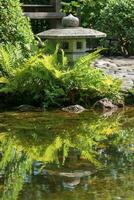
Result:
[0, 108, 134, 200]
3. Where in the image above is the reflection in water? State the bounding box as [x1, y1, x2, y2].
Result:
[0, 108, 134, 200]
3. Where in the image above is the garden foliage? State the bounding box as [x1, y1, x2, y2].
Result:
[95, 0, 134, 56]
[0, 0, 122, 107]
[0, 0, 34, 48]
[0, 45, 121, 107]
[62, 0, 134, 56]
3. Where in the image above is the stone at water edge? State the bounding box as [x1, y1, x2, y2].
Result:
[93, 98, 118, 111]
[62, 177, 80, 188]
[16, 105, 43, 112]
[59, 171, 92, 178]
[61, 105, 86, 113]
[60, 171, 92, 188]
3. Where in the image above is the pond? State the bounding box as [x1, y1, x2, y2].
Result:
[0, 107, 134, 200]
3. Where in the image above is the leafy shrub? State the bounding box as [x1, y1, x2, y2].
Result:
[95, 0, 134, 56]
[0, 0, 34, 48]
[62, 0, 107, 27]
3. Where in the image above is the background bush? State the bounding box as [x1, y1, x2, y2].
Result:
[62, 0, 134, 56]
[95, 0, 134, 56]
[0, 0, 34, 48]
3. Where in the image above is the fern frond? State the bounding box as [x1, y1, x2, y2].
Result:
[74, 48, 103, 69]
[0, 47, 12, 76]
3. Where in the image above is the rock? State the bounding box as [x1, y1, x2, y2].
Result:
[16, 105, 43, 112]
[61, 105, 86, 113]
[62, 177, 80, 188]
[44, 169, 93, 178]
[93, 98, 118, 110]
[59, 171, 92, 178]
[122, 80, 134, 91]
[116, 101, 124, 108]
[61, 170, 91, 188]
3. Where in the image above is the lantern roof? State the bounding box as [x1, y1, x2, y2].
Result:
[37, 14, 106, 39]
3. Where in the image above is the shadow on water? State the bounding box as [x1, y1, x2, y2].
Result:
[0, 107, 134, 200]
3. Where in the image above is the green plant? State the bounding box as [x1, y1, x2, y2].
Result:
[62, 51, 121, 104]
[0, 54, 63, 106]
[0, 44, 24, 77]
[62, 0, 80, 16]
[0, 45, 122, 107]
[0, 43, 41, 78]
[95, 0, 134, 56]
[124, 89, 134, 105]
[62, 0, 107, 27]
[0, 0, 34, 49]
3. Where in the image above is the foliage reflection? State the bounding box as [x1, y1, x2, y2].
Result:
[0, 109, 133, 199]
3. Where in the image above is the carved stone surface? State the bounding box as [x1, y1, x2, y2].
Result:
[37, 14, 106, 62]
[62, 14, 79, 27]
[38, 27, 106, 39]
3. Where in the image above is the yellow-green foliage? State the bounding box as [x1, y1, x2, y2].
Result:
[0, 110, 123, 168]
[62, 52, 121, 102]
[0, 45, 122, 106]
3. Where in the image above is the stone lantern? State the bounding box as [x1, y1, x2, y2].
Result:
[38, 14, 106, 62]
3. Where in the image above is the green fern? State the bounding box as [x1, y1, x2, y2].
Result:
[0, 46, 12, 77]
[74, 48, 102, 68]
[0, 45, 121, 106]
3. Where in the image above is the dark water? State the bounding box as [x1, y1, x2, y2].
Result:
[0, 108, 134, 200]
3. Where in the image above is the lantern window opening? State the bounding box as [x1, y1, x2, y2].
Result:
[62, 42, 69, 50]
[77, 41, 82, 49]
